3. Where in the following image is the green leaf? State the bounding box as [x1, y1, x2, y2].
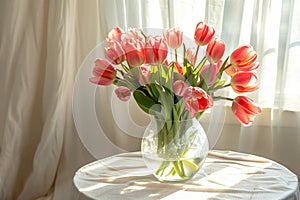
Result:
[133, 89, 158, 114]
[193, 56, 207, 75]
[211, 79, 226, 90]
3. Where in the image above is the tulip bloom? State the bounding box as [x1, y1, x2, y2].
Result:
[173, 80, 188, 96]
[194, 22, 215, 46]
[115, 86, 131, 102]
[89, 59, 116, 85]
[144, 36, 168, 65]
[225, 65, 238, 77]
[201, 60, 222, 86]
[122, 37, 145, 67]
[186, 48, 196, 66]
[232, 96, 261, 125]
[230, 45, 259, 71]
[138, 65, 151, 86]
[183, 87, 213, 117]
[164, 27, 183, 49]
[105, 40, 126, 65]
[107, 27, 124, 42]
[230, 71, 259, 93]
[206, 38, 225, 63]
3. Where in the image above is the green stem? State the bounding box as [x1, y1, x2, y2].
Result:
[175, 49, 178, 62]
[213, 96, 234, 101]
[120, 63, 129, 72]
[194, 45, 200, 66]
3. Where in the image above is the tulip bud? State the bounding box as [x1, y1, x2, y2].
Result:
[164, 27, 183, 49]
[232, 96, 261, 126]
[89, 59, 116, 85]
[194, 22, 215, 46]
[115, 86, 131, 102]
[173, 80, 188, 96]
[206, 38, 225, 63]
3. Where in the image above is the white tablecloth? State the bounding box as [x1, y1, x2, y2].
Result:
[73, 150, 299, 200]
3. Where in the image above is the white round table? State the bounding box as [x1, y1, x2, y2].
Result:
[73, 150, 299, 200]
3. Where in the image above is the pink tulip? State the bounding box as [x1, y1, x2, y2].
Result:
[122, 37, 145, 67]
[230, 45, 259, 71]
[89, 59, 116, 85]
[230, 71, 259, 93]
[183, 87, 213, 117]
[186, 48, 196, 66]
[232, 96, 261, 125]
[206, 38, 225, 63]
[107, 27, 124, 42]
[115, 86, 131, 102]
[201, 60, 222, 86]
[144, 36, 168, 65]
[173, 80, 188, 96]
[164, 27, 183, 49]
[124, 28, 143, 42]
[194, 22, 215, 46]
[105, 40, 126, 65]
[138, 65, 151, 86]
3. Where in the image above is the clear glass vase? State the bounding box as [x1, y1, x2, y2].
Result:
[141, 117, 209, 182]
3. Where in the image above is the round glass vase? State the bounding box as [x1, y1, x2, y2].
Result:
[141, 117, 209, 182]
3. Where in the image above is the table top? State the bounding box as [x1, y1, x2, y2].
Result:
[73, 150, 299, 200]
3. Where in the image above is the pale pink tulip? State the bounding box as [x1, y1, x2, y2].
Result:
[173, 80, 188, 96]
[138, 65, 151, 86]
[201, 60, 222, 86]
[164, 27, 183, 49]
[107, 27, 124, 42]
[115, 86, 131, 102]
[186, 48, 196, 66]
[105, 40, 126, 65]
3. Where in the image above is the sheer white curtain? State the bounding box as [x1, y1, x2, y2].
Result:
[0, 0, 299, 199]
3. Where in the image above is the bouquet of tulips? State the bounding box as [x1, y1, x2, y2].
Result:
[90, 21, 261, 126]
[89, 21, 262, 180]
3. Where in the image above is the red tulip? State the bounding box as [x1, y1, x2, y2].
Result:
[230, 45, 259, 71]
[105, 40, 126, 65]
[232, 96, 261, 125]
[230, 71, 259, 93]
[206, 38, 225, 63]
[115, 86, 131, 102]
[144, 36, 168, 65]
[107, 27, 124, 42]
[194, 22, 215, 46]
[122, 37, 145, 67]
[89, 59, 116, 85]
[183, 87, 213, 117]
[164, 27, 183, 49]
